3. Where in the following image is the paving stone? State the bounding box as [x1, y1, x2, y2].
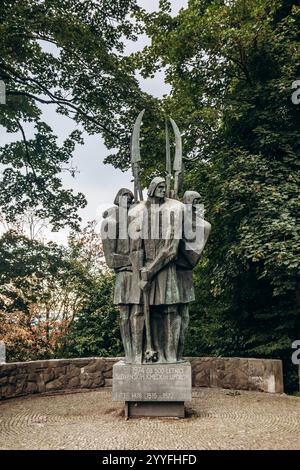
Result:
[0, 388, 299, 450]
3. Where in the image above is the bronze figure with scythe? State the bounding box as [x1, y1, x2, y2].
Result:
[102, 110, 211, 364]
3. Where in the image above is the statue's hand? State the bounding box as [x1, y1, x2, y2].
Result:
[140, 268, 150, 281]
[139, 279, 151, 292]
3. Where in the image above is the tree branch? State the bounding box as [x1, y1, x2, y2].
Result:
[1, 63, 120, 138]
[15, 118, 38, 183]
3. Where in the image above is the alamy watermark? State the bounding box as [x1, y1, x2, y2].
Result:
[291, 340, 300, 365]
[0, 80, 6, 104]
[291, 80, 300, 105]
[101, 195, 207, 252]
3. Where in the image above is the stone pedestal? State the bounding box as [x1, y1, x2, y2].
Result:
[112, 360, 191, 418]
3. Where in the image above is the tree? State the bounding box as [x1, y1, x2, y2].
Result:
[65, 272, 123, 358]
[0, 0, 150, 230]
[134, 0, 300, 390]
[0, 209, 48, 241]
[0, 220, 122, 361]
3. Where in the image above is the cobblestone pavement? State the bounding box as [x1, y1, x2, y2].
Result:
[0, 388, 300, 450]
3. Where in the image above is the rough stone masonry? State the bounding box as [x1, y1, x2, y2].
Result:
[0, 356, 283, 400]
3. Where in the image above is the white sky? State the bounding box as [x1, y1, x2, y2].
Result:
[0, 0, 188, 244]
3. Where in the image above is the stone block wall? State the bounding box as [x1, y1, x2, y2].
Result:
[0, 358, 117, 400]
[189, 357, 283, 393]
[0, 356, 284, 400]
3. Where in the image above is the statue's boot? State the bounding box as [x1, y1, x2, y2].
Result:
[130, 304, 144, 364]
[119, 305, 132, 363]
[177, 304, 189, 361]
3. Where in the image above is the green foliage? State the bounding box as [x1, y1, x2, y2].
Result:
[0, 0, 149, 229]
[0, 229, 67, 314]
[65, 272, 123, 358]
[0, 222, 123, 361]
[1, 1, 299, 392]
[134, 0, 300, 391]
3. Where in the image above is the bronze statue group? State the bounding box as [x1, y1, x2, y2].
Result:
[101, 112, 211, 365]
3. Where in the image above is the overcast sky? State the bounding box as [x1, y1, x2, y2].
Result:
[0, 0, 188, 244]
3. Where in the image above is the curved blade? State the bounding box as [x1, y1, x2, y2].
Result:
[170, 118, 182, 173]
[165, 120, 171, 174]
[131, 109, 145, 164]
[165, 120, 171, 198]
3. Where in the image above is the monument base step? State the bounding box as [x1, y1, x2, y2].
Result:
[125, 401, 185, 418]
